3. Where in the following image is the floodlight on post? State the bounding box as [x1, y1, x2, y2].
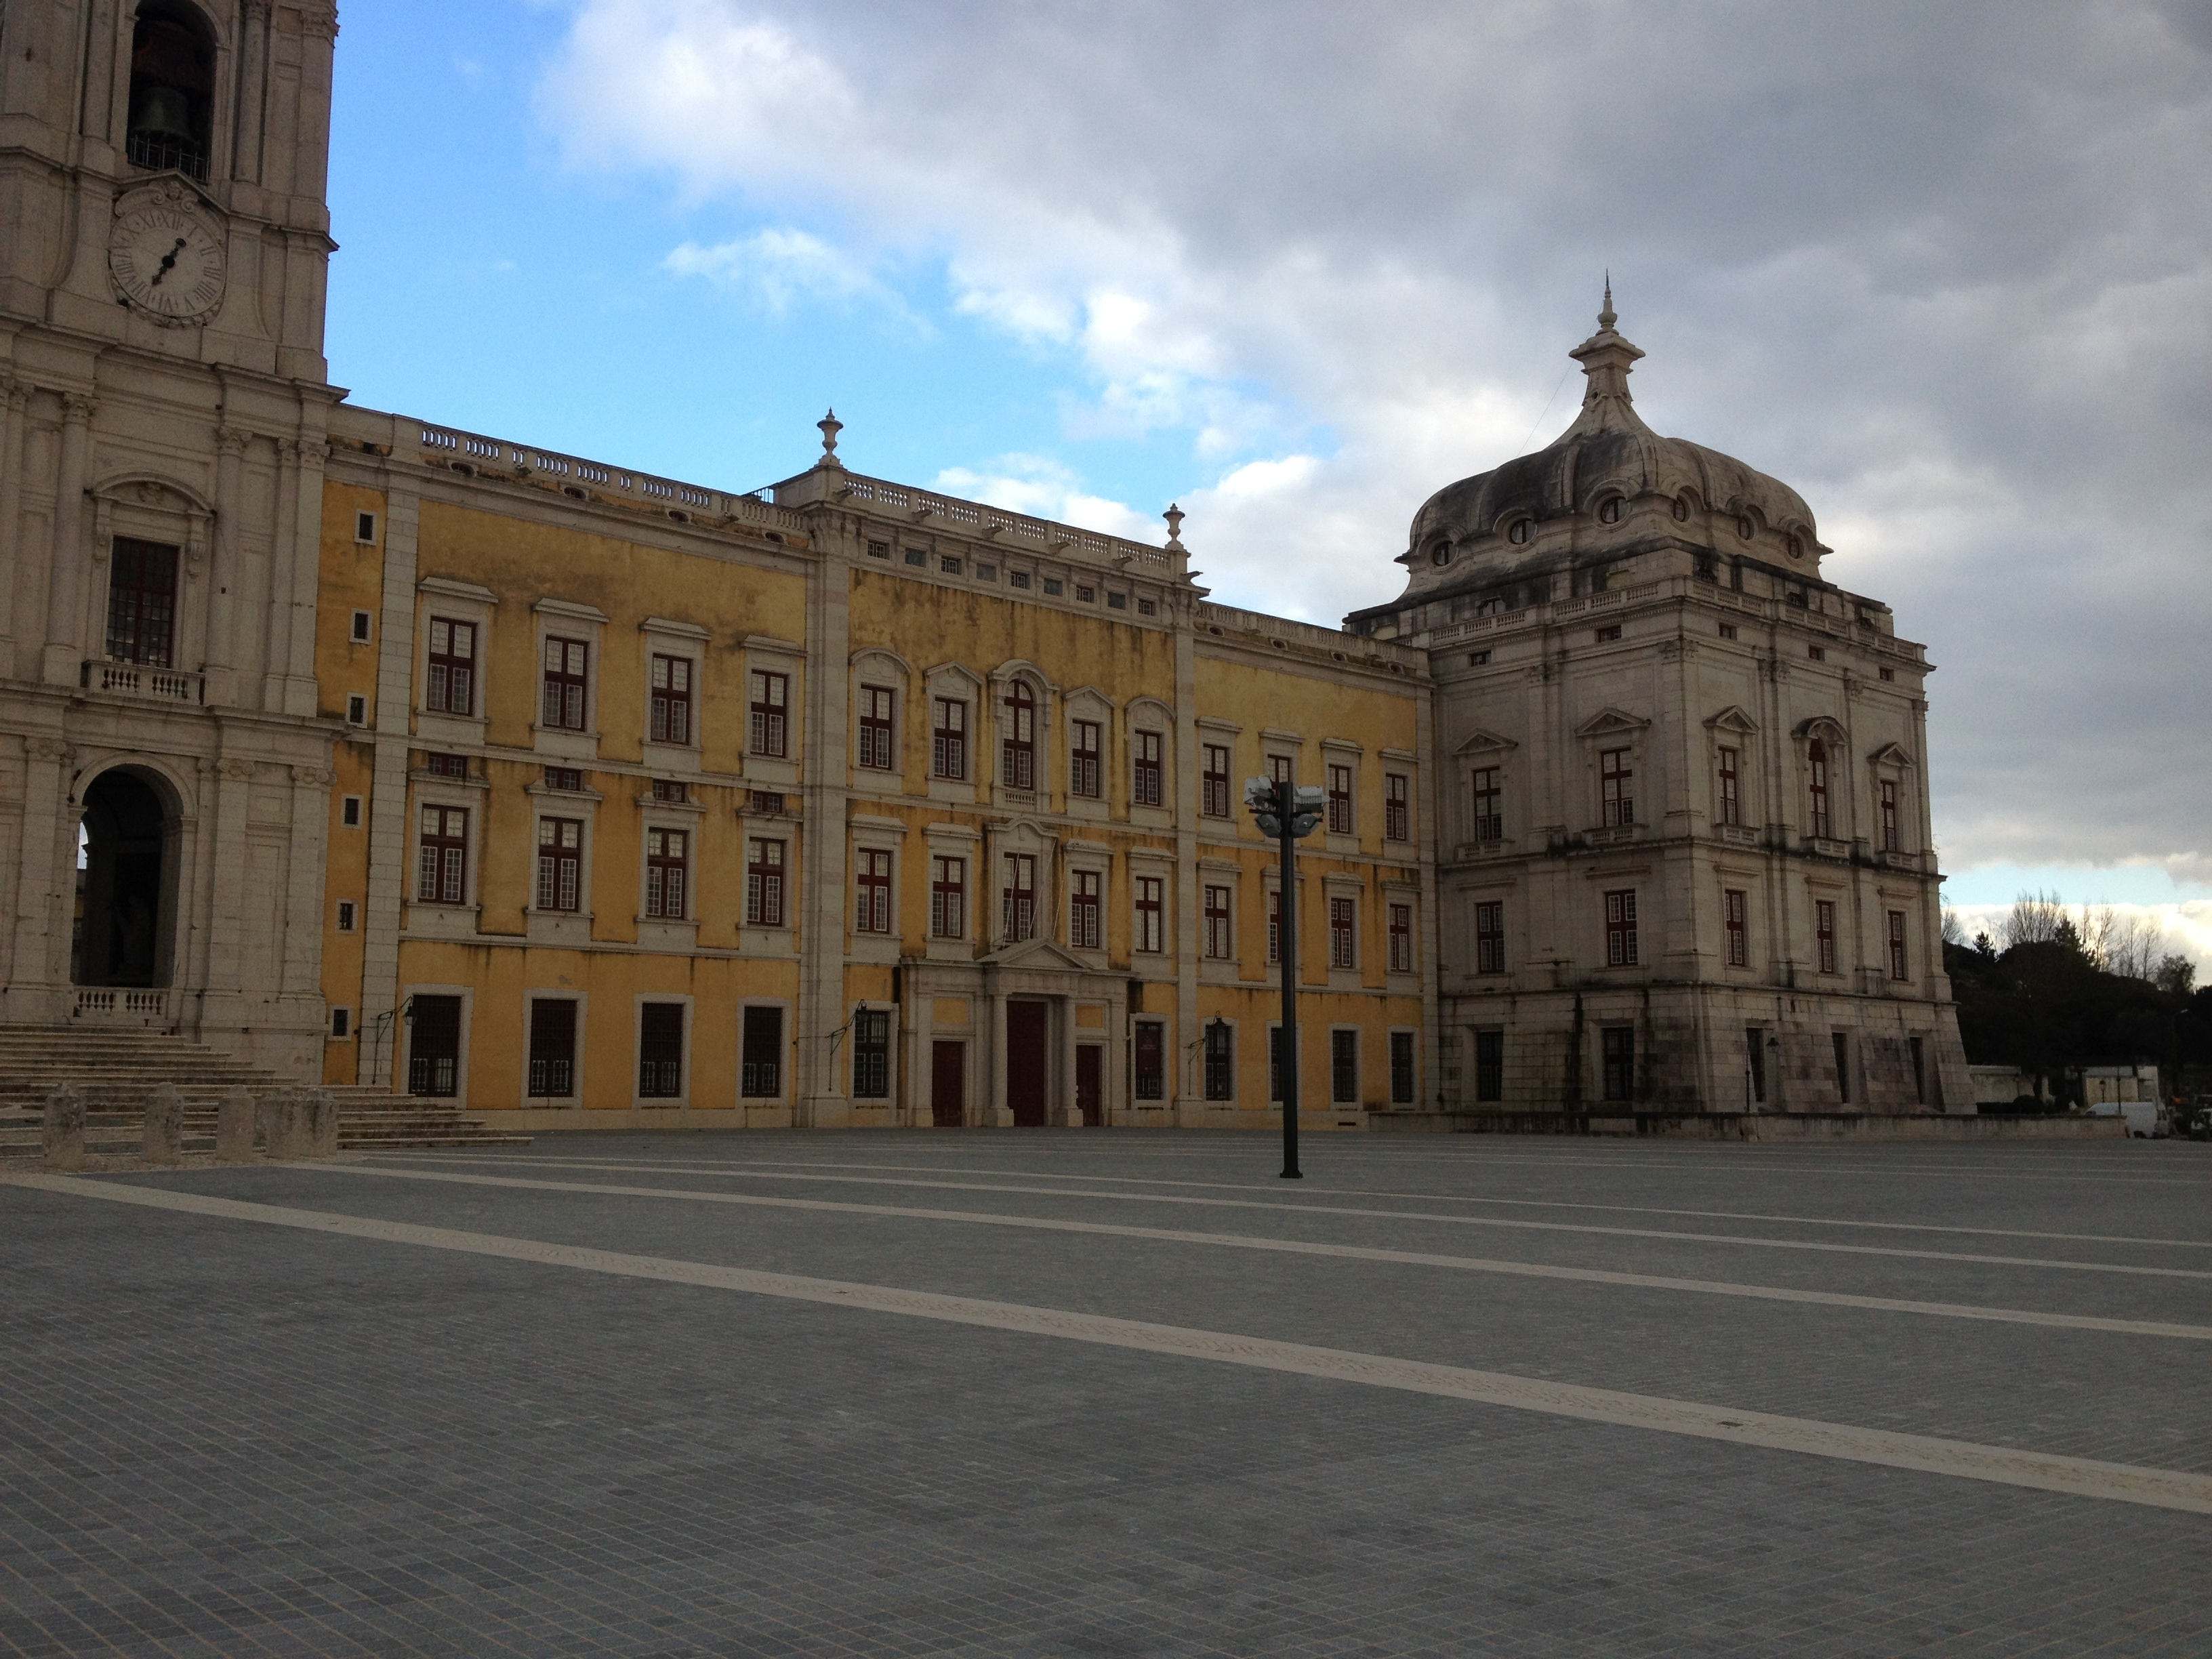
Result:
[1246, 773, 1322, 1179]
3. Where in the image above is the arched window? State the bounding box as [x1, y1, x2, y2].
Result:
[1807, 739, 1831, 838]
[1430, 542, 1452, 567]
[1597, 497, 1622, 525]
[1000, 680, 1036, 791]
[1672, 495, 1692, 523]
[1507, 518, 1531, 545]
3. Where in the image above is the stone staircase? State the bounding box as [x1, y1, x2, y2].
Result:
[0, 1027, 531, 1158]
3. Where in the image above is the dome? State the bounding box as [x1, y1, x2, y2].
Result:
[1401, 291, 1824, 586]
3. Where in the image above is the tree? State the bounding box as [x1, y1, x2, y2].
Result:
[2155, 954, 2197, 997]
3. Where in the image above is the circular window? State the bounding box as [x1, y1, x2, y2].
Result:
[1431, 543, 1452, 567]
[1672, 495, 1691, 523]
[1508, 518, 1531, 545]
[1785, 533, 1803, 559]
[1597, 497, 1622, 525]
[1737, 516, 1755, 540]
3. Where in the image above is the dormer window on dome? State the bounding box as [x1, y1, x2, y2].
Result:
[1786, 534, 1803, 559]
[1736, 516, 1755, 540]
[127, 3, 216, 183]
[1597, 497, 1623, 525]
[1430, 541, 1452, 567]
[1673, 495, 1692, 523]
[1507, 518, 1531, 546]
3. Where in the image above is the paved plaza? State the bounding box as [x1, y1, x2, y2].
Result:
[3, 1132, 2209, 1657]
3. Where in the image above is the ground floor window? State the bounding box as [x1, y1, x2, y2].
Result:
[1204, 1021, 1233, 1101]
[407, 994, 461, 1097]
[1600, 1026, 1635, 1103]
[1330, 1029, 1358, 1105]
[1134, 1020, 1166, 1101]
[529, 998, 577, 1097]
[1389, 1031, 1415, 1105]
[742, 1006, 783, 1098]
[852, 1008, 890, 1099]
[638, 1002, 684, 1098]
[1474, 1030, 1504, 1103]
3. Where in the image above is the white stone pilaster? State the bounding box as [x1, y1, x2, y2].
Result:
[40, 392, 95, 687]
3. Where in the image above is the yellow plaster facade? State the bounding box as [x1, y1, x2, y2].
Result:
[310, 411, 1435, 1128]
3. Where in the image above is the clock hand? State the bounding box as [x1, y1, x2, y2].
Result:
[148, 237, 188, 287]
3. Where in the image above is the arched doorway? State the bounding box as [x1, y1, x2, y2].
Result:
[75, 769, 175, 988]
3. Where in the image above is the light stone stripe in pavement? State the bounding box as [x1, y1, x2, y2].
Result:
[367, 1151, 2212, 1282]
[575, 1151, 2212, 1249]
[11, 1167, 2212, 1519]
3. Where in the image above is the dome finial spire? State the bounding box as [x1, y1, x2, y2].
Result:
[1599, 272, 1615, 331]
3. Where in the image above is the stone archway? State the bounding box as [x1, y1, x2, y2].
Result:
[74, 768, 176, 989]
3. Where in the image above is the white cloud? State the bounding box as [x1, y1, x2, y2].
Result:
[663, 227, 902, 316]
[545, 0, 2212, 883]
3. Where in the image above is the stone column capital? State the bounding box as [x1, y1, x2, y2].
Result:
[216, 425, 254, 455]
[60, 392, 98, 424]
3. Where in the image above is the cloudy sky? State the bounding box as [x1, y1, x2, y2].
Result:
[327, 1, 2212, 964]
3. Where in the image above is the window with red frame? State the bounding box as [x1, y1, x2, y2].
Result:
[1880, 778, 1899, 852]
[417, 806, 468, 904]
[1816, 899, 1838, 973]
[1725, 888, 1748, 966]
[1202, 745, 1231, 817]
[750, 670, 788, 757]
[541, 637, 588, 730]
[1204, 884, 1232, 959]
[1717, 747, 1740, 826]
[745, 838, 784, 926]
[857, 685, 895, 771]
[854, 848, 892, 933]
[1134, 876, 1164, 953]
[1604, 888, 1639, 966]
[1808, 738, 1832, 837]
[1070, 869, 1102, 949]
[1601, 749, 1634, 827]
[1002, 853, 1036, 941]
[1326, 764, 1353, 834]
[426, 617, 475, 715]
[1887, 910, 1908, 980]
[1070, 720, 1101, 798]
[1132, 730, 1163, 807]
[1328, 895, 1355, 969]
[645, 827, 687, 919]
[932, 697, 966, 779]
[930, 856, 966, 938]
[1475, 900, 1505, 974]
[1001, 681, 1036, 790]
[535, 817, 582, 912]
[1473, 767, 1502, 840]
[1385, 773, 1410, 841]
[1387, 903, 1412, 973]
[649, 654, 692, 745]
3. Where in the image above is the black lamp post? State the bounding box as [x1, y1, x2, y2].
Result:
[1246, 774, 1324, 1178]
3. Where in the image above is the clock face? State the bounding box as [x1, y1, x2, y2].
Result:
[109, 206, 227, 325]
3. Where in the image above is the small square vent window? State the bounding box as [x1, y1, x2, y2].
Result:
[977, 563, 997, 581]
[1075, 585, 1095, 603]
[866, 540, 890, 560]
[1106, 592, 1127, 610]
[1719, 623, 1739, 640]
[1595, 625, 1621, 642]
[1807, 645, 1826, 661]
[904, 548, 927, 567]
[346, 694, 367, 725]
[1879, 667, 1896, 682]
[341, 796, 363, 827]
[331, 1007, 352, 1039]
[1042, 577, 1063, 596]
[354, 512, 377, 544]
[336, 901, 356, 933]
[1469, 650, 1491, 666]
[350, 610, 372, 642]
[1136, 598, 1157, 617]
[939, 555, 962, 575]
[1010, 570, 1032, 589]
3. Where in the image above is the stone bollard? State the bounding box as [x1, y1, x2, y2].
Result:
[302, 1089, 340, 1158]
[217, 1087, 255, 1162]
[258, 1089, 300, 1160]
[142, 1082, 183, 1166]
[42, 1084, 85, 1172]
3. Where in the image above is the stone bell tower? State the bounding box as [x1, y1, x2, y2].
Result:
[0, 0, 342, 1071]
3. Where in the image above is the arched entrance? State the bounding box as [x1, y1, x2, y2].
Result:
[75, 769, 175, 988]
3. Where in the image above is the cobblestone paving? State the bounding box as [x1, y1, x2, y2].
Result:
[3, 1132, 2208, 1656]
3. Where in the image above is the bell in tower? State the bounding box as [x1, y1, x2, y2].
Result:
[125, 5, 216, 182]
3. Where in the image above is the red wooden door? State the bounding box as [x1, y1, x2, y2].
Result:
[1006, 1002, 1048, 1127]
[1076, 1045, 1103, 1126]
[931, 1041, 965, 1128]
